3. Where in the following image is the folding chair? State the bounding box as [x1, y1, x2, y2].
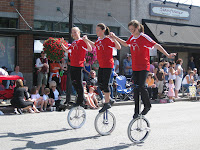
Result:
[115, 76, 133, 101]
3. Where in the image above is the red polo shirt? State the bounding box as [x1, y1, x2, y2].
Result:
[68, 38, 87, 67]
[95, 37, 115, 68]
[126, 33, 156, 71]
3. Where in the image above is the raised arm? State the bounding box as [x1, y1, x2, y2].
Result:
[154, 43, 176, 59]
[110, 35, 121, 50]
[82, 35, 95, 48]
[110, 32, 128, 47]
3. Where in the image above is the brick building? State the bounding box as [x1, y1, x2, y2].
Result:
[0, 0, 200, 88]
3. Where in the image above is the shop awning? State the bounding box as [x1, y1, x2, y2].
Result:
[143, 20, 200, 47]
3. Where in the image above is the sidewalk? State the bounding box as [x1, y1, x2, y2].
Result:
[0, 94, 198, 114]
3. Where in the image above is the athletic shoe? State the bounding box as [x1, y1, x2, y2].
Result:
[99, 103, 111, 113]
[133, 113, 139, 119]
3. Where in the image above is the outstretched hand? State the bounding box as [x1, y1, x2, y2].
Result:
[82, 35, 88, 41]
[109, 32, 116, 39]
[168, 53, 176, 59]
[61, 43, 68, 52]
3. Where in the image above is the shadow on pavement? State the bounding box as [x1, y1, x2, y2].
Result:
[11, 135, 101, 150]
[0, 128, 70, 139]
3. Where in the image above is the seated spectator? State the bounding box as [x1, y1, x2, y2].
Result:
[193, 68, 198, 81]
[49, 81, 62, 111]
[10, 79, 38, 114]
[30, 86, 44, 111]
[87, 70, 104, 101]
[83, 81, 98, 109]
[196, 80, 200, 96]
[146, 73, 158, 100]
[182, 71, 195, 93]
[43, 88, 52, 111]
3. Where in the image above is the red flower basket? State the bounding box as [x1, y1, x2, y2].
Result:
[43, 37, 68, 61]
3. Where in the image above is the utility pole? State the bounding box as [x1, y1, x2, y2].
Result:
[68, 0, 74, 43]
[65, 0, 74, 105]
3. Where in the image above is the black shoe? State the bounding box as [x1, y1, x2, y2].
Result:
[17, 108, 23, 115]
[99, 103, 111, 113]
[133, 113, 139, 119]
[141, 107, 151, 115]
[109, 99, 115, 106]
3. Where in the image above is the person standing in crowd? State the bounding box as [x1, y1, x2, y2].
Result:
[35, 51, 49, 95]
[49, 61, 61, 92]
[154, 62, 165, 99]
[163, 62, 169, 83]
[123, 54, 132, 78]
[149, 60, 155, 73]
[188, 56, 195, 70]
[10, 65, 24, 86]
[110, 20, 175, 118]
[168, 62, 176, 83]
[61, 27, 92, 106]
[168, 79, 175, 103]
[92, 60, 99, 77]
[83, 61, 91, 81]
[175, 59, 183, 98]
[113, 56, 119, 74]
[0, 66, 9, 89]
[83, 23, 121, 112]
[60, 58, 68, 95]
[10, 65, 23, 77]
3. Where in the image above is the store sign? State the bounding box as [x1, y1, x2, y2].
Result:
[150, 3, 190, 20]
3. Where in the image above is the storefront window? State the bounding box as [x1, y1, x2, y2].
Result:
[34, 20, 52, 31]
[0, 18, 17, 28]
[0, 36, 16, 71]
[109, 26, 120, 36]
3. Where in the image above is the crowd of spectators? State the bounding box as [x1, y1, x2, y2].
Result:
[1, 51, 200, 113]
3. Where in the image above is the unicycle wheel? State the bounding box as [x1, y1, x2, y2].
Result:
[94, 110, 116, 136]
[127, 116, 150, 143]
[67, 106, 86, 129]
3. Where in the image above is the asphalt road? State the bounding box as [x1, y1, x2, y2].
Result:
[0, 101, 200, 150]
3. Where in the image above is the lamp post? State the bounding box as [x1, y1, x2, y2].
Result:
[65, 0, 74, 105]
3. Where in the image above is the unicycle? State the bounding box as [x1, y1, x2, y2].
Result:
[127, 91, 151, 143]
[67, 106, 86, 129]
[94, 109, 116, 136]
